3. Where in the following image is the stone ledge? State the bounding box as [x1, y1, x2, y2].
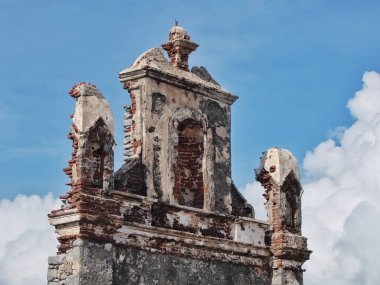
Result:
[114, 222, 271, 267]
[119, 68, 238, 105]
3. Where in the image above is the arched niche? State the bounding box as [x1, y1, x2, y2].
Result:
[168, 108, 212, 210]
[280, 171, 302, 232]
[173, 118, 204, 208]
[86, 118, 114, 189]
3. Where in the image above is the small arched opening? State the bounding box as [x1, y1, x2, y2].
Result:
[173, 118, 204, 208]
[86, 118, 114, 189]
[281, 172, 302, 232]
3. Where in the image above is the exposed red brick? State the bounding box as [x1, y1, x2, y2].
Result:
[173, 120, 204, 208]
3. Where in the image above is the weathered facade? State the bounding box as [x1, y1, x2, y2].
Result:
[48, 25, 311, 285]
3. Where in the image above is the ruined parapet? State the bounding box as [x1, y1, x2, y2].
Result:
[48, 26, 310, 285]
[63, 82, 115, 196]
[118, 25, 241, 214]
[256, 148, 312, 285]
[50, 82, 117, 254]
[48, 83, 120, 284]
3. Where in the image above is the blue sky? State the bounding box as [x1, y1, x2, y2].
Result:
[1, 0, 379, 199]
[2, 1, 380, 284]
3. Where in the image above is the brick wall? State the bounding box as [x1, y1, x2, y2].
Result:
[173, 120, 204, 208]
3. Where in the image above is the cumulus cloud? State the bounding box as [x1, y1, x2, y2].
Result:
[242, 71, 380, 285]
[240, 182, 268, 220]
[0, 194, 60, 285]
[2, 72, 380, 284]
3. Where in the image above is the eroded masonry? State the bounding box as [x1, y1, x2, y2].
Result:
[48, 25, 311, 285]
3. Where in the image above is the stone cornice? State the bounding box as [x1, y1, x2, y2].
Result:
[114, 222, 271, 267]
[119, 67, 238, 105]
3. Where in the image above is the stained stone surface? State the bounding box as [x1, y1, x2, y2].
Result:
[48, 25, 310, 285]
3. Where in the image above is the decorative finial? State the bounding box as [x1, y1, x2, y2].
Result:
[161, 24, 199, 71]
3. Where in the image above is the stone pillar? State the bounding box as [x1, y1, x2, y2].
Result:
[48, 83, 119, 284]
[256, 148, 312, 285]
[63, 82, 115, 193]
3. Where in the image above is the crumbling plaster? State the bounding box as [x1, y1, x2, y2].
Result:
[48, 25, 310, 285]
[119, 47, 236, 214]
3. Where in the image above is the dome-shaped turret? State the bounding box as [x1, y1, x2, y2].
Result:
[169, 25, 191, 41]
[162, 23, 198, 71]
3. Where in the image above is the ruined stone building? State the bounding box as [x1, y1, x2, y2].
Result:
[48, 25, 311, 285]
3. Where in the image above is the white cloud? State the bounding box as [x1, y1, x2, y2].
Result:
[302, 71, 380, 285]
[240, 181, 267, 220]
[348, 71, 380, 122]
[2, 71, 380, 284]
[0, 194, 60, 285]
[242, 71, 380, 285]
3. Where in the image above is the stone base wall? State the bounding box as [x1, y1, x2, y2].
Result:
[48, 239, 114, 285]
[48, 239, 272, 285]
